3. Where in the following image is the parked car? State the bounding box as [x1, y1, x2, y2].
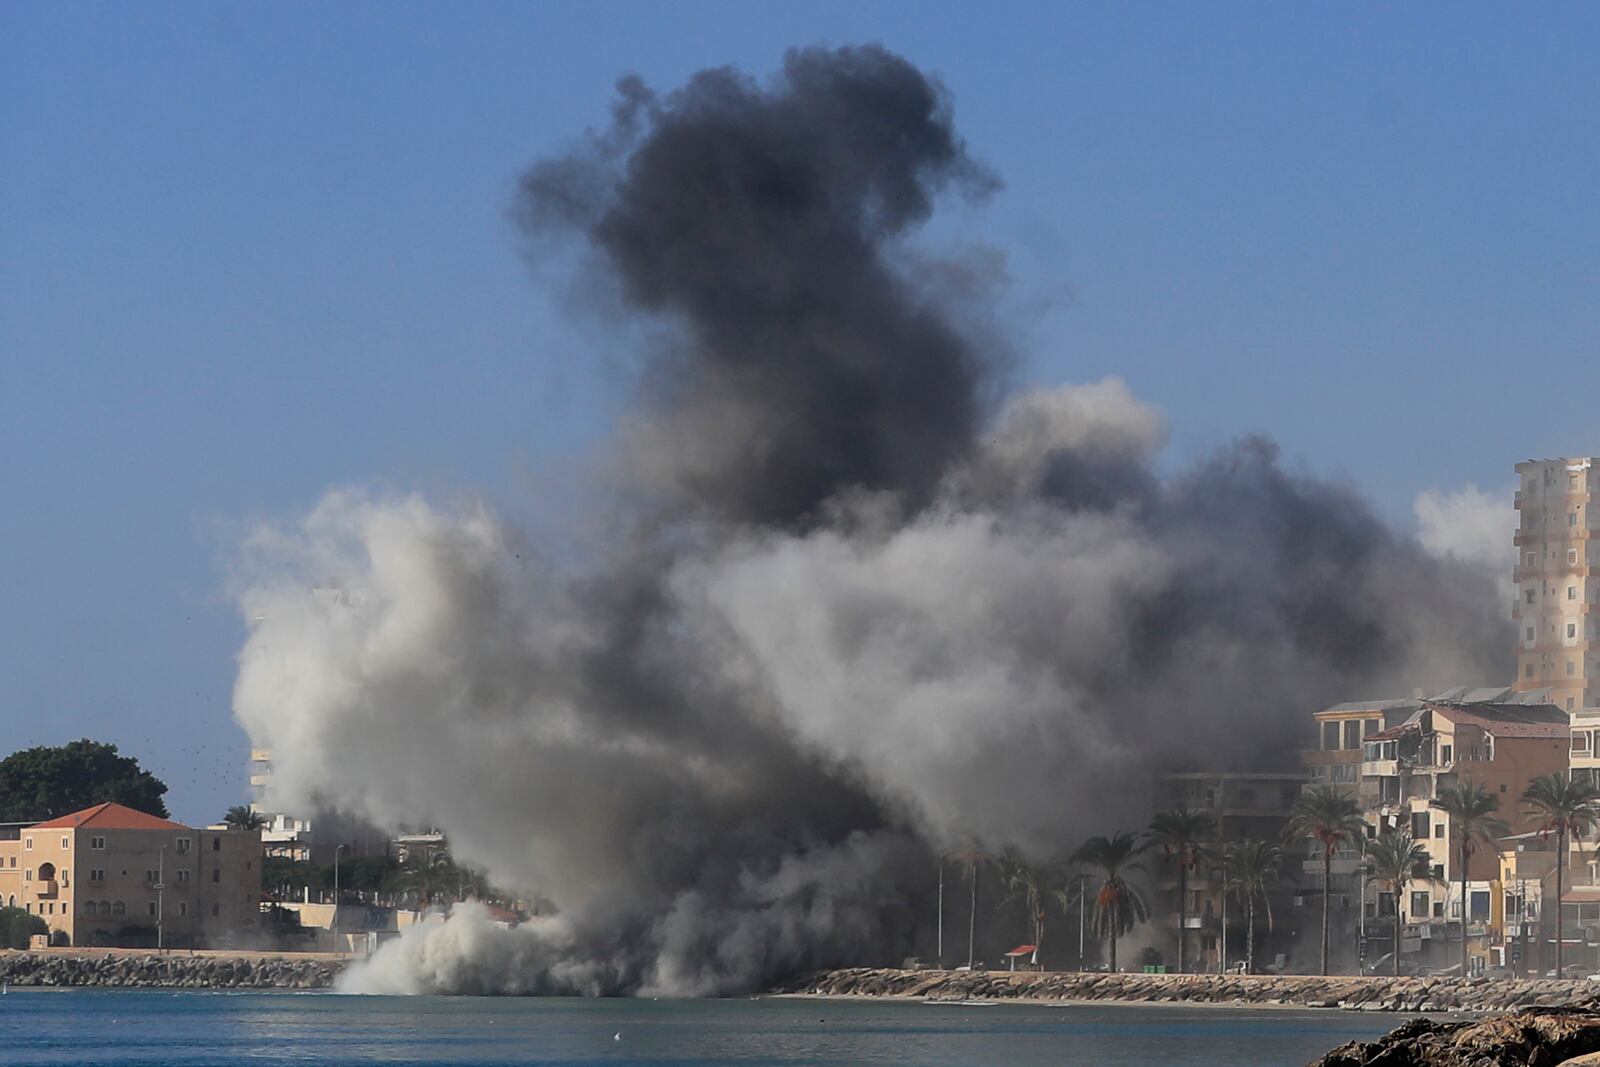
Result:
[1544, 964, 1589, 978]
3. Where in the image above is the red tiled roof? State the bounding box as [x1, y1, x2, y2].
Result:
[30, 802, 189, 831]
[1004, 944, 1039, 957]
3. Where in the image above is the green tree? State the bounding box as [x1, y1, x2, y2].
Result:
[1286, 785, 1365, 975]
[1070, 831, 1150, 973]
[0, 739, 169, 821]
[1522, 772, 1600, 975]
[1221, 838, 1283, 975]
[223, 805, 266, 831]
[1147, 807, 1217, 973]
[0, 905, 49, 949]
[1432, 779, 1508, 976]
[1361, 829, 1430, 976]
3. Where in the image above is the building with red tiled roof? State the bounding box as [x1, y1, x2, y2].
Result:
[0, 803, 263, 949]
[29, 802, 189, 832]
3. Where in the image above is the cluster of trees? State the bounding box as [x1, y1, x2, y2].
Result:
[946, 809, 1290, 976]
[0, 740, 169, 822]
[948, 772, 1600, 978]
[259, 846, 491, 908]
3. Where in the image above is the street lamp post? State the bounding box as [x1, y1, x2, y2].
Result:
[331, 844, 346, 954]
[936, 857, 944, 966]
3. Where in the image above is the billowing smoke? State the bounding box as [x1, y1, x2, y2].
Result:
[232, 45, 1511, 996]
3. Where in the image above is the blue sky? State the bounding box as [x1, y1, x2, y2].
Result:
[2, 3, 1596, 824]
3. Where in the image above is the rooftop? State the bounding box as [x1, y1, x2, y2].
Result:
[29, 802, 189, 832]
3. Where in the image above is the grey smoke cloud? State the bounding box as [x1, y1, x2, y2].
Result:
[233, 46, 1512, 996]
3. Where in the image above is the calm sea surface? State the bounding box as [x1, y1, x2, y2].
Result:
[0, 989, 1404, 1067]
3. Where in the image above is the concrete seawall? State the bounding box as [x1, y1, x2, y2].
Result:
[775, 967, 1600, 1014]
[0, 950, 345, 990]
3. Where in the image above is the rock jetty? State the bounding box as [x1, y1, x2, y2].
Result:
[0, 951, 343, 990]
[1309, 1007, 1600, 1066]
[775, 967, 1600, 1014]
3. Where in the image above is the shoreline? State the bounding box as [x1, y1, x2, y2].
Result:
[772, 967, 1600, 1014]
[0, 948, 345, 990]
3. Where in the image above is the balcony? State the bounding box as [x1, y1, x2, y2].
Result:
[34, 880, 59, 899]
[1361, 759, 1399, 778]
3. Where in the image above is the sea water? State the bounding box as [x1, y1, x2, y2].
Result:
[0, 989, 1402, 1066]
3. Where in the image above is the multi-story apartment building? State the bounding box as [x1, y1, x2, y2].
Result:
[1357, 696, 1567, 970]
[1513, 457, 1598, 714]
[1153, 772, 1308, 971]
[0, 803, 262, 948]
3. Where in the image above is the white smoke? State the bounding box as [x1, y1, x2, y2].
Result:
[1414, 483, 1516, 573]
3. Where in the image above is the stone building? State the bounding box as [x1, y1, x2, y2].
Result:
[0, 802, 262, 948]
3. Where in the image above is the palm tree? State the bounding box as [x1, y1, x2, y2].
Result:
[1432, 779, 1508, 976]
[944, 844, 992, 970]
[1361, 829, 1431, 976]
[1522, 773, 1600, 975]
[1286, 785, 1365, 975]
[223, 805, 266, 831]
[998, 855, 1056, 967]
[1147, 807, 1217, 973]
[1071, 832, 1150, 972]
[1221, 839, 1283, 974]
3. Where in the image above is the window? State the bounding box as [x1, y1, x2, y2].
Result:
[1527, 626, 1536, 642]
[176, 869, 190, 883]
[1572, 549, 1581, 566]
[82, 901, 96, 916]
[1435, 823, 1445, 838]
[1412, 811, 1431, 837]
[98, 901, 110, 917]
[60, 836, 69, 849]
[1528, 552, 1538, 567]
[112, 901, 125, 916]
[90, 868, 104, 882]
[1442, 744, 1453, 764]
[176, 837, 191, 854]
[212, 837, 221, 852]
[1572, 513, 1580, 527]
[144, 870, 157, 882]
[211, 869, 220, 883]
[1411, 891, 1428, 916]
[1344, 721, 1361, 749]
[1569, 623, 1578, 639]
[1526, 589, 1538, 604]
[24, 869, 32, 882]
[90, 836, 104, 850]
[1571, 587, 1579, 601]
[178, 902, 188, 917]
[147, 902, 157, 917]
[24, 837, 32, 851]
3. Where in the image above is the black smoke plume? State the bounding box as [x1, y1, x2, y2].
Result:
[232, 45, 1511, 995]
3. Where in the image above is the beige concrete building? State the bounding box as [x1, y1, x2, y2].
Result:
[0, 803, 262, 948]
[1513, 457, 1598, 714]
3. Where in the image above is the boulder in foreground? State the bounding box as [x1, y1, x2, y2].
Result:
[1309, 1008, 1600, 1067]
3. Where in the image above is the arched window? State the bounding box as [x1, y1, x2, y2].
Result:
[82, 900, 97, 916]
[112, 901, 126, 917]
[99, 901, 111, 917]
[38, 862, 56, 881]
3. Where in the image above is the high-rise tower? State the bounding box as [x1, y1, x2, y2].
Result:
[1512, 457, 1598, 712]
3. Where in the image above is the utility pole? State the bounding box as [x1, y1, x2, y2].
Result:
[156, 843, 166, 953]
[936, 857, 944, 966]
[1078, 872, 1086, 971]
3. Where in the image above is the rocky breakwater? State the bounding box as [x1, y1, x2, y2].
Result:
[0, 951, 343, 990]
[1310, 1007, 1600, 1066]
[775, 968, 1600, 1014]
